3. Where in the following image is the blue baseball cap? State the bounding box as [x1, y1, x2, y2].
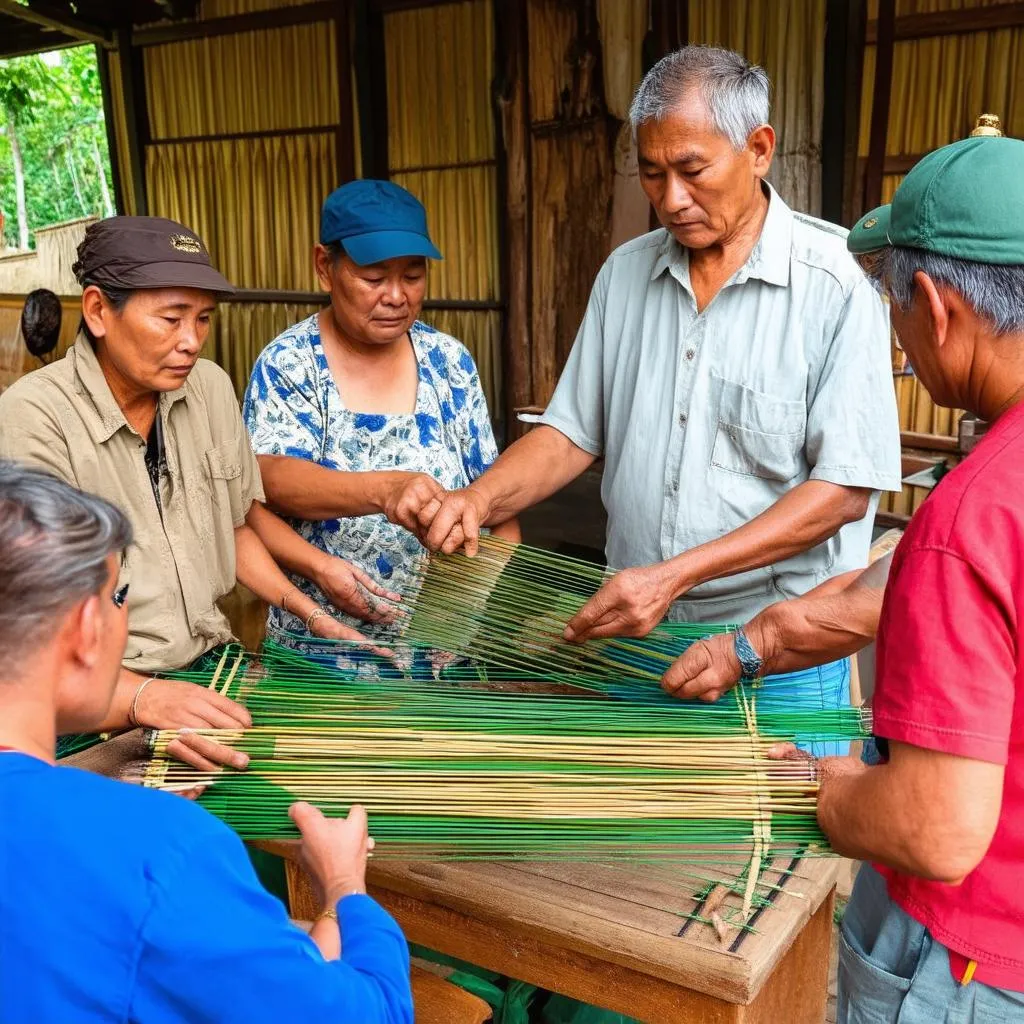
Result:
[319, 179, 442, 266]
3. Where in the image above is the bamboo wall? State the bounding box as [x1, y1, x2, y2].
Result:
[383, 0, 503, 418]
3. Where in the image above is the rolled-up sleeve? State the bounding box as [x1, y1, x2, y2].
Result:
[805, 277, 902, 491]
[538, 261, 609, 456]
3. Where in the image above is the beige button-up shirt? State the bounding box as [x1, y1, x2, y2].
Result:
[541, 186, 902, 624]
[0, 336, 264, 671]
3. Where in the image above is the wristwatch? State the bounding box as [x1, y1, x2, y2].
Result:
[733, 628, 764, 679]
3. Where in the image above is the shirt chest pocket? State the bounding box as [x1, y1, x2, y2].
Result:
[204, 439, 246, 528]
[710, 377, 806, 483]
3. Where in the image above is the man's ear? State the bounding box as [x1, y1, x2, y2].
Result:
[915, 270, 951, 350]
[748, 124, 776, 179]
[72, 594, 103, 670]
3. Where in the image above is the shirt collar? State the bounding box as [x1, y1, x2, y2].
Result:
[72, 334, 189, 444]
[650, 182, 793, 289]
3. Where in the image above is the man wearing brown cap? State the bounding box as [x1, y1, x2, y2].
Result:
[0, 217, 393, 770]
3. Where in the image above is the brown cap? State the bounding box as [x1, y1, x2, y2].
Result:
[72, 216, 234, 295]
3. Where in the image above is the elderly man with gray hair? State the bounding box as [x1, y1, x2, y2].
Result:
[0, 462, 413, 1022]
[408, 45, 901, 729]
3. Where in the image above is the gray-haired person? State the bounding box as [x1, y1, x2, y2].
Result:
[407, 45, 901, 733]
[0, 462, 412, 1023]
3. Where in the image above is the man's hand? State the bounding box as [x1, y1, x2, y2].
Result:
[767, 743, 867, 787]
[380, 472, 444, 535]
[135, 679, 252, 772]
[421, 487, 492, 556]
[661, 633, 743, 703]
[563, 563, 680, 642]
[290, 801, 375, 903]
[313, 556, 400, 623]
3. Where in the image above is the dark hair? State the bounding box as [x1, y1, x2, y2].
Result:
[21, 289, 63, 358]
[77, 283, 135, 344]
[325, 241, 346, 266]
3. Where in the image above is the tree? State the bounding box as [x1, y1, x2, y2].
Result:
[0, 46, 115, 251]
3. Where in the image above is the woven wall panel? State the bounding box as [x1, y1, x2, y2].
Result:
[146, 132, 337, 291]
[145, 23, 339, 139]
[384, 1, 494, 169]
[689, 0, 826, 216]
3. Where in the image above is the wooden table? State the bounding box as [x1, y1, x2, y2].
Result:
[256, 841, 837, 1024]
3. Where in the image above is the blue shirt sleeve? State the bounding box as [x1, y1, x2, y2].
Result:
[132, 817, 413, 1024]
[243, 333, 325, 463]
[452, 345, 499, 481]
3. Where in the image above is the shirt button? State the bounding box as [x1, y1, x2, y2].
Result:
[686, 348, 695, 360]
[672, 480, 680, 492]
[678, 412, 687, 426]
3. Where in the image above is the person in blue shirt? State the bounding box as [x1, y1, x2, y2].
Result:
[244, 180, 519, 655]
[0, 462, 413, 1024]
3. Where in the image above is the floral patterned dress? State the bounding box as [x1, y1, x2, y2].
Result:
[243, 314, 499, 648]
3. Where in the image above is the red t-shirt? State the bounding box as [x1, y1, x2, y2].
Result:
[872, 400, 1024, 990]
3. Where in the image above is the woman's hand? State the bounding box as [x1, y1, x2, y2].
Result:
[313, 555, 401, 623]
[380, 472, 445, 536]
[134, 679, 251, 772]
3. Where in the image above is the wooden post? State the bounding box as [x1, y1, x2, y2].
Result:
[862, 0, 895, 215]
[821, 0, 866, 226]
[115, 25, 149, 216]
[95, 43, 125, 216]
[494, 0, 532, 438]
[334, 0, 356, 182]
[353, 0, 389, 179]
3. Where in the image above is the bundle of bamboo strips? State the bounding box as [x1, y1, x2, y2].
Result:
[141, 645, 868, 863]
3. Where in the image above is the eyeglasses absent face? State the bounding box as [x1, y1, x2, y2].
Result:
[112, 583, 130, 609]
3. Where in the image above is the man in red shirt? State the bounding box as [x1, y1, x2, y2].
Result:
[666, 131, 1024, 1019]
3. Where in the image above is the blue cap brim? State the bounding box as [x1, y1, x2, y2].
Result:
[335, 230, 442, 266]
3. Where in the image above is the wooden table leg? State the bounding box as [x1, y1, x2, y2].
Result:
[741, 888, 835, 1024]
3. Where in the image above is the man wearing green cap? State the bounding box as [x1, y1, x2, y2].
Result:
[666, 131, 1024, 1018]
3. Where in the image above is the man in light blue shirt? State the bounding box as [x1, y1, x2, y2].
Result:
[0, 463, 413, 1024]
[411, 46, 900, 722]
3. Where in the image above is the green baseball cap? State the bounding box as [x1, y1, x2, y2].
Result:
[848, 135, 1024, 264]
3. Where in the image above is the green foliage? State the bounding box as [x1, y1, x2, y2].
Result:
[0, 46, 114, 249]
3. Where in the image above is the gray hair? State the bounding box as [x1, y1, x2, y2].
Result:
[629, 45, 771, 148]
[864, 246, 1024, 335]
[0, 462, 132, 668]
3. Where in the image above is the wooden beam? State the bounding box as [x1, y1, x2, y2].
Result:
[95, 44, 125, 215]
[862, 0, 895, 215]
[131, 0, 335, 46]
[148, 125, 340, 147]
[0, 23, 79, 59]
[900, 430, 960, 454]
[334, 0, 356, 183]
[866, 1, 1024, 43]
[115, 26, 149, 216]
[353, 0, 389, 178]
[0, 0, 110, 46]
[875, 510, 912, 529]
[822, 0, 866, 226]
[494, 0, 532, 438]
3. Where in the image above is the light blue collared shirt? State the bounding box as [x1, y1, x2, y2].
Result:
[541, 186, 902, 623]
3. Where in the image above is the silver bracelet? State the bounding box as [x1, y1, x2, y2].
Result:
[128, 677, 157, 728]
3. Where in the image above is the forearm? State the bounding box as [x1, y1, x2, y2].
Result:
[745, 579, 882, 675]
[234, 524, 320, 623]
[257, 455, 402, 520]
[816, 744, 1002, 881]
[308, 917, 341, 961]
[665, 481, 871, 597]
[245, 501, 327, 582]
[470, 426, 596, 524]
[92, 667, 152, 731]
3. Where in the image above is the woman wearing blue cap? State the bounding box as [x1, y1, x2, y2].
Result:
[243, 180, 519, 648]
